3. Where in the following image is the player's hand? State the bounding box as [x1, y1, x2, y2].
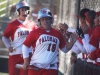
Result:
[8, 47, 15, 52]
[88, 54, 93, 60]
[58, 23, 68, 34]
[70, 52, 77, 65]
[58, 23, 64, 33]
[65, 31, 73, 38]
[62, 31, 73, 42]
[70, 55, 77, 65]
[70, 33, 78, 44]
[22, 60, 29, 70]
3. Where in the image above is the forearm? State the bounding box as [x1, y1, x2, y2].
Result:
[71, 44, 81, 54]
[24, 58, 29, 63]
[90, 48, 100, 60]
[82, 34, 96, 53]
[75, 40, 86, 53]
[2, 36, 11, 48]
[66, 41, 75, 50]
[22, 45, 29, 58]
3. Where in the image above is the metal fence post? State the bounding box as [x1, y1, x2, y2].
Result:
[75, 0, 80, 29]
[6, 0, 10, 17]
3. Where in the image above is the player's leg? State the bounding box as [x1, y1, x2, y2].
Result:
[8, 55, 20, 75]
[20, 53, 32, 75]
[42, 69, 58, 75]
[28, 69, 40, 75]
[20, 69, 28, 75]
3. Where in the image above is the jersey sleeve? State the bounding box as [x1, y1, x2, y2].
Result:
[90, 48, 100, 60]
[30, 21, 37, 30]
[71, 44, 81, 54]
[89, 27, 100, 48]
[3, 23, 13, 38]
[32, 21, 37, 29]
[23, 31, 35, 48]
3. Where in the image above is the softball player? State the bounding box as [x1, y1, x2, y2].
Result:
[88, 12, 100, 65]
[22, 8, 77, 75]
[73, 10, 100, 65]
[73, 10, 96, 63]
[89, 26, 100, 60]
[2, 1, 37, 75]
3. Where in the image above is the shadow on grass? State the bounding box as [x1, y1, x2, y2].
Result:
[58, 71, 64, 75]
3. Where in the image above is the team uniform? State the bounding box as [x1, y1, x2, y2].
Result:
[72, 10, 98, 64]
[22, 27, 67, 75]
[81, 27, 96, 64]
[89, 26, 100, 65]
[2, 19, 37, 75]
[71, 26, 97, 64]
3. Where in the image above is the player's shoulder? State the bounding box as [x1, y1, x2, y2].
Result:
[27, 20, 36, 24]
[27, 20, 37, 28]
[8, 19, 18, 25]
[51, 28, 63, 36]
[94, 26, 100, 33]
[31, 27, 40, 32]
[27, 20, 34, 22]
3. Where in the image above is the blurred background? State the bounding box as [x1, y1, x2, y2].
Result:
[0, 0, 100, 75]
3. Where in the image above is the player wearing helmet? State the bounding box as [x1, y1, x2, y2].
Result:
[2, 1, 37, 75]
[21, 8, 77, 75]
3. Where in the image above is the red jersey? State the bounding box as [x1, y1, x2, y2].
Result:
[77, 27, 96, 64]
[90, 26, 100, 65]
[89, 26, 100, 48]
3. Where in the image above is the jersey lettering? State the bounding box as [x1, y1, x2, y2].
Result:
[47, 43, 56, 52]
[18, 30, 30, 37]
[39, 35, 57, 44]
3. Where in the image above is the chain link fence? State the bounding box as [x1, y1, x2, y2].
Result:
[74, 59, 100, 75]
[80, 0, 100, 11]
[73, 0, 100, 75]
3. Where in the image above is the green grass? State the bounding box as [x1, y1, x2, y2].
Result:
[0, 72, 8, 75]
[0, 0, 20, 17]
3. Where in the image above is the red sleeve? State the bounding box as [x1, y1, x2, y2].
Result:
[23, 31, 36, 48]
[3, 23, 13, 38]
[89, 27, 100, 48]
[90, 48, 100, 60]
[78, 37, 83, 44]
[32, 21, 37, 29]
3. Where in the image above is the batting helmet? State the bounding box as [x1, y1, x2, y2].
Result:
[16, 1, 30, 11]
[38, 8, 54, 23]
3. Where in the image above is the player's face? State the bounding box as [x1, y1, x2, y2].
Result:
[19, 7, 29, 21]
[94, 15, 99, 27]
[40, 17, 52, 30]
[79, 17, 86, 26]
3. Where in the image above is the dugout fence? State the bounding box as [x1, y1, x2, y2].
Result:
[72, 0, 100, 75]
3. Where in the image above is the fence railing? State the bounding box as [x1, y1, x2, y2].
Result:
[0, 0, 16, 17]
